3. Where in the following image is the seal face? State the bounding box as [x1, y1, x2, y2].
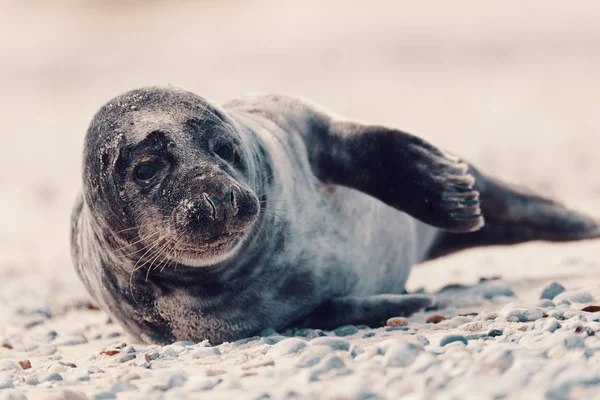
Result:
[83, 89, 261, 270]
[73, 86, 600, 344]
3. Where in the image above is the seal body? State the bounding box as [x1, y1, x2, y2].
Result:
[72, 87, 600, 344]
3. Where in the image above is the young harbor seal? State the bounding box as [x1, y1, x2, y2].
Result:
[71, 87, 600, 344]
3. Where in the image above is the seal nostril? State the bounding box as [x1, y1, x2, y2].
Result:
[203, 193, 217, 219]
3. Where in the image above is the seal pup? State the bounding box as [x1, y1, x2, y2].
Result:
[71, 87, 600, 344]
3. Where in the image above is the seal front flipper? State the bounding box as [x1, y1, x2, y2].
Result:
[292, 294, 433, 330]
[312, 122, 484, 233]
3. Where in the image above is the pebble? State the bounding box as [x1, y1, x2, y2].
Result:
[309, 355, 352, 382]
[426, 315, 447, 324]
[94, 392, 116, 400]
[334, 325, 359, 336]
[308, 337, 350, 351]
[502, 306, 544, 322]
[25, 375, 39, 386]
[259, 327, 277, 337]
[39, 372, 63, 382]
[540, 282, 566, 300]
[440, 335, 468, 347]
[297, 345, 334, 368]
[0, 361, 20, 371]
[51, 336, 87, 346]
[189, 347, 220, 359]
[449, 316, 473, 328]
[385, 326, 409, 332]
[235, 336, 260, 345]
[531, 317, 561, 333]
[160, 345, 184, 358]
[187, 377, 222, 391]
[536, 299, 556, 308]
[554, 290, 595, 304]
[306, 329, 327, 340]
[482, 284, 515, 299]
[292, 329, 314, 337]
[386, 317, 408, 327]
[349, 343, 365, 358]
[111, 382, 137, 393]
[0, 374, 13, 389]
[266, 338, 307, 357]
[383, 342, 418, 367]
[362, 332, 376, 339]
[134, 353, 150, 368]
[259, 335, 286, 345]
[488, 329, 504, 337]
[164, 372, 188, 389]
[564, 334, 585, 349]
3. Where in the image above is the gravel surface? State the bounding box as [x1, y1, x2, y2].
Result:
[2, 1, 600, 399]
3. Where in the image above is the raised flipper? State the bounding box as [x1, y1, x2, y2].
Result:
[425, 167, 600, 260]
[291, 294, 433, 330]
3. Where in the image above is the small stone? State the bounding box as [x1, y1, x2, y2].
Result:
[241, 358, 275, 370]
[145, 349, 159, 360]
[94, 392, 116, 400]
[536, 299, 556, 308]
[25, 375, 40, 386]
[159, 345, 180, 358]
[0, 373, 14, 389]
[100, 349, 119, 356]
[386, 317, 408, 327]
[582, 306, 600, 313]
[111, 381, 137, 393]
[306, 330, 327, 340]
[187, 377, 222, 391]
[308, 337, 350, 351]
[440, 335, 468, 346]
[292, 329, 314, 337]
[349, 344, 365, 358]
[531, 317, 561, 333]
[540, 282, 566, 300]
[265, 338, 307, 357]
[426, 315, 447, 324]
[88, 366, 104, 374]
[449, 316, 473, 328]
[297, 345, 334, 368]
[362, 332, 376, 339]
[482, 284, 515, 299]
[235, 336, 260, 345]
[259, 335, 286, 345]
[0, 361, 20, 371]
[39, 372, 63, 382]
[503, 307, 544, 322]
[52, 336, 87, 346]
[554, 290, 594, 304]
[189, 347, 220, 359]
[117, 353, 135, 363]
[172, 341, 196, 347]
[564, 334, 585, 348]
[334, 325, 359, 337]
[166, 372, 188, 389]
[385, 326, 409, 332]
[1, 340, 13, 350]
[487, 329, 504, 337]
[383, 342, 418, 367]
[309, 355, 352, 382]
[121, 345, 136, 354]
[134, 353, 150, 368]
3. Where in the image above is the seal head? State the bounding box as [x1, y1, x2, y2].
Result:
[83, 87, 261, 269]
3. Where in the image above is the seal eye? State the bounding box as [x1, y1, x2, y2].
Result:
[214, 142, 234, 162]
[134, 162, 159, 185]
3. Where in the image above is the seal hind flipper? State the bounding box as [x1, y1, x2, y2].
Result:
[425, 167, 600, 260]
[292, 294, 433, 330]
[313, 121, 484, 233]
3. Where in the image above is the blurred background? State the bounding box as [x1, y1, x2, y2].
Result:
[1, 0, 599, 317]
